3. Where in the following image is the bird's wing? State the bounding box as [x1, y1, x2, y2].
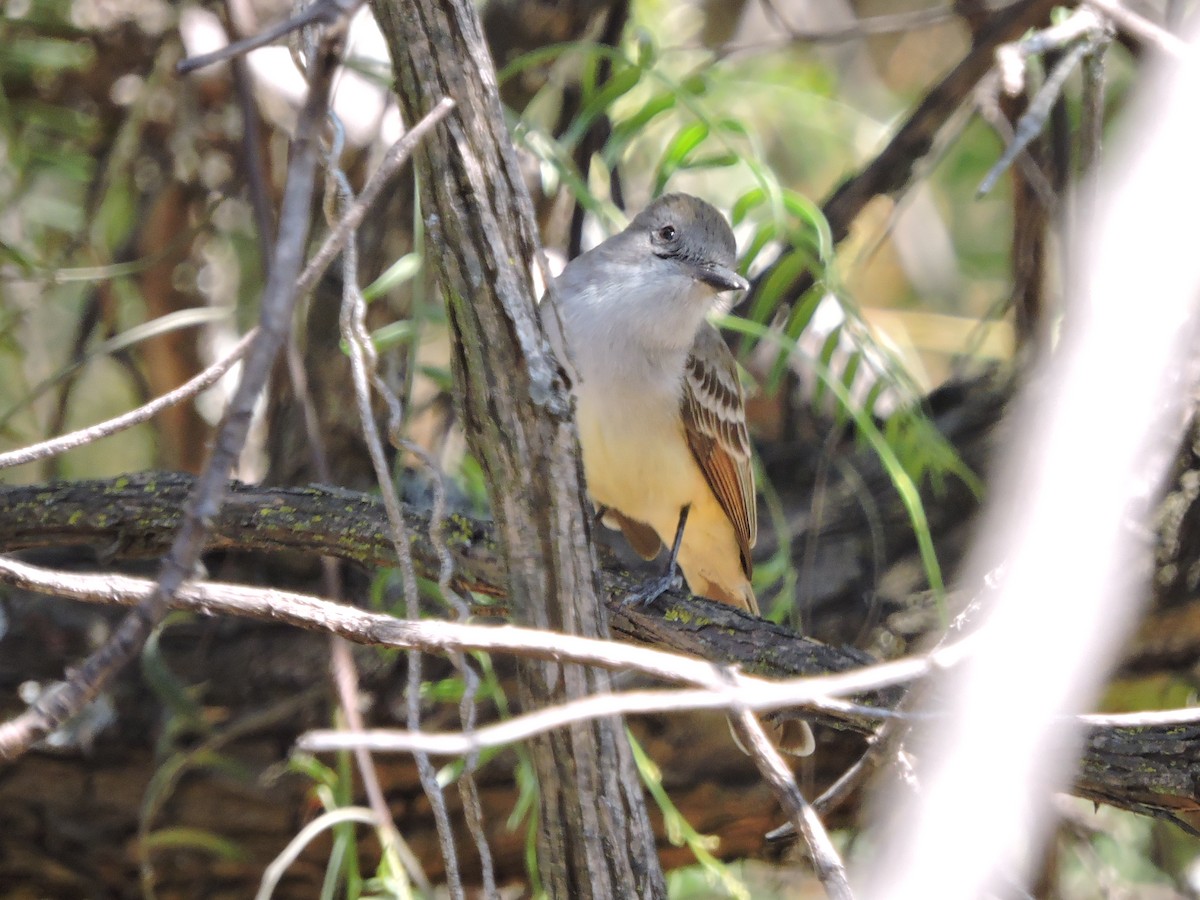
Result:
[680, 323, 757, 577]
[599, 506, 663, 560]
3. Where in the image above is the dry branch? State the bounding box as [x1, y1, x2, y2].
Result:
[3, 473, 1200, 830]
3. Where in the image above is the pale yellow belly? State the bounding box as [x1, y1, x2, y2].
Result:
[576, 396, 753, 610]
[577, 407, 698, 529]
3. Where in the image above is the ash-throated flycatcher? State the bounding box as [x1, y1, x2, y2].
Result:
[555, 193, 814, 756]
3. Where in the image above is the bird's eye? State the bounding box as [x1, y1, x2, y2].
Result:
[656, 224, 677, 242]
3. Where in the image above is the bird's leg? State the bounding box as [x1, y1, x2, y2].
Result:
[624, 506, 689, 606]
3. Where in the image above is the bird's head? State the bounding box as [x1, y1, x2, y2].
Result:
[626, 193, 749, 296]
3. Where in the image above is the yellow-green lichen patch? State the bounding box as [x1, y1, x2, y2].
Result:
[444, 513, 479, 546]
[257, 505, 296, 519]
[663, 606, 712, 628]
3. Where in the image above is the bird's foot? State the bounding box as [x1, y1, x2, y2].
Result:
[622, 572, 683, 607]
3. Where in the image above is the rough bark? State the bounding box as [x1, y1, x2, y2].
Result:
[366, 1, 665, 896]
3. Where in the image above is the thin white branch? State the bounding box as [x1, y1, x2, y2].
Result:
[0, 554, 970, 714]
[301, 690, 744, 755]
[0, 330, 255, 471]
[294, 96, 455, 299]
[292, 691, 1200, 758]
[1078, 707, 1200, 727]
[11, 552, 1200, 768]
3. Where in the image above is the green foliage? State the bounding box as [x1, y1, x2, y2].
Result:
[628, 732, 750, 900]
[722, 313, 949, 605]
[142, 827, 250, 862]
[363, 252, 423, 303]
[286, 751, 416, 900]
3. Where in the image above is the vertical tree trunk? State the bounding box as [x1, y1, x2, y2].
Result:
[369, 2, 666, 897]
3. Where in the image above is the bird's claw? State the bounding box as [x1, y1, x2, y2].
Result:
[622, 572, 683, 607]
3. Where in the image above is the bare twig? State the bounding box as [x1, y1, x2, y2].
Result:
[327, 637, 431, 893]
[728, 709, 853, 900]
[979, 10, 1110, 197]
[0, 553, 970, 717]
[1086, 0, 1189, 58]
[331, 114, 467, 900]
[1079, 43, 1107, 179]
[300, 693, 809, 756]
[0, 331, 255, 471]
[0, 21, 348, 762]
[176, 0, 364, 74]
[769, 710, 909, 844]
[973, 72, 1058, 210]
[394, 417, 498, 893]
[282, 309, 431, 890]
[294, 97, 455, 300]
[363, 334, 497, 889]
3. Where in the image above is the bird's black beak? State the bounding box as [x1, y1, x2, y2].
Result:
[695, 262, 750, 293]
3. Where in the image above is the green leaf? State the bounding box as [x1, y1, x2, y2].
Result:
[781, 190, 834, 264]
[631, 26, 658, 68]
[421, 674, 466, 704]
[681, 152, 739, 170]
[418, 363, 454, 393]
[0, 239, 38, 274]
[812, 328, 842, 410]
[564, 64, 643, 150]
[605, 92, 676, 167]
[628, 733, 748, 900]
[653, 121, 710, 195]
[143, 827, 249, 861]
[0, 36, 94, 75]
[495, 41, 624, 87]
[287, 751, 341, 789]
[836, 350, 863, 428]
[140, 612, 205, 734]
[363, 252, 422, 302]
[731, 188, 767, 226]
[370, 320, 416, 353]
